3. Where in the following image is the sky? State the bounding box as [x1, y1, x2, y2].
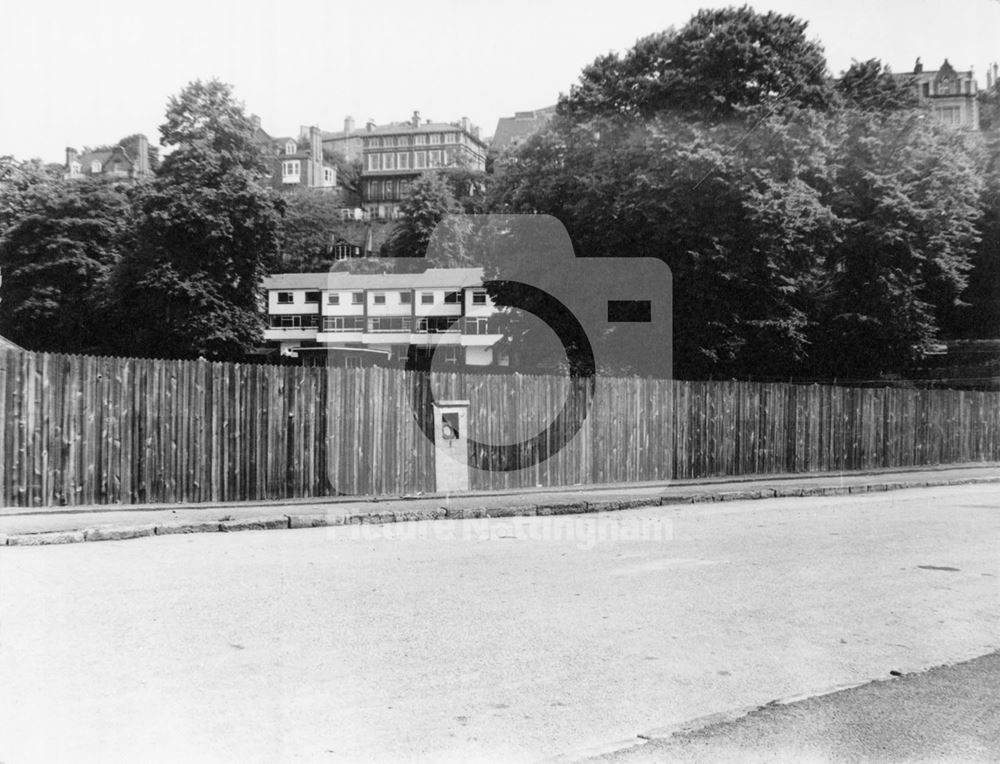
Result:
[1, 0, 998, 164]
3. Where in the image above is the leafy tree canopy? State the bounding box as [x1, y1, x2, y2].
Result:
[110, 79, 282, 360]
[0, 177, 133, 353]
[835, 59, 919, 113]
[559, 5, 832, 124]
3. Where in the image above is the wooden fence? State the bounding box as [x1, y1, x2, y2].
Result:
[2, 347, 999, 507]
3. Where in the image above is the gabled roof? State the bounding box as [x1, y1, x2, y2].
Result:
[264, 267, 485, 290]
[0, 333, 25, 352]
[491, 106, 557, 152]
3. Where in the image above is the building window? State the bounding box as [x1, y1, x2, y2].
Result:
[367, 154, 380, 171]
[277, 292, 293, 304]
[304, 291, 321, 303]
[384, 136, 396, 147]
[328, 293, 340, 305]
[429, 150, 442, 167]
[415, 134, 427, 145]
[444, 290, 461, 304]
[285, 141, 297, 155]
[352, 291, 364, 305]
[323, 167, 334, 185]
[69, 161, 81, 177]
[91, 160, 102, 173]
[282, 160, 301, 181]
[383, 180, 393, 198]
[472, 290, 487, 305]
[442, 346, 459, 364]
[429, 133, 441, 144]
[334, 243, 350, 260]
[323, 316, 365, 332]
[415, 151, 427, 169]
[373, 293, 386, 305]
[444, 148, 455, 165]
[444, 132, 457, 143]
[398, 152, 409, 169]
[420, 292, 434, 304]
[400, 291, 412, 304]
[383, 153, 394, 170]
[921, 82, 930, 98]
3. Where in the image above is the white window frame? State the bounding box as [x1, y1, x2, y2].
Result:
[91, 160, 102, 173]
[282, 160, 301, 182]
[277, 291, 294, 304]
[351, 291, 364, 305]
[397, 152, 409, 169]
[328, 293, 340, 305]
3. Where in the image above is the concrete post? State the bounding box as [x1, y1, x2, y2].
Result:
[432, 400, 470, 492]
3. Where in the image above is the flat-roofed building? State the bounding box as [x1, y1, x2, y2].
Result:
[262, 268, 504, 367]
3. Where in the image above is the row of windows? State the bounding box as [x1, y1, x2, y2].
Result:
[365, 132, 461, 148]
[917, 79, 976, 98]
[268, 315, 496, 334]
[366, 149, 459, 172]
[275, 290, 487, 305]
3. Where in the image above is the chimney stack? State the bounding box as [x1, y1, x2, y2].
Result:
[460, 116, 470, 133]
[65, 147, 77, 167]
[411, 110, 421, 128]
[344, 115, 355, 134]
[135, 134, 149, 177]
[366, 118, 376, 132]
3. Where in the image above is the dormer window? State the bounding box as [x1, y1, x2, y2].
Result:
[91, 160, 102, 173]
[285, 141, 297, 155]
[70, 161, 81, 177]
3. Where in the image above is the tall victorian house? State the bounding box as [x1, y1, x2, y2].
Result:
[360, 111, 487, 218]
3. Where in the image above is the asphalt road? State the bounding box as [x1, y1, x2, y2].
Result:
[599, 651, 1000, 763]
[1, 484, 998, 762]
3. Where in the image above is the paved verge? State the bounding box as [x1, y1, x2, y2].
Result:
[2, 464, 998, 546]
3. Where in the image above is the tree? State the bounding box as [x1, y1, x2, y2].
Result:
[559, 5, 832, 124]
[278, 188, 343, 271]
[0, 156, 60, 235]
[382, 172, 470, 268]
[0, 177, 133, 353]
[813, 110, 983, 376]
[111, 79, 282, 360]
[835, 59, 919, 113]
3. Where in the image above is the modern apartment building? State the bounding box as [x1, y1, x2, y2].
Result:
[262, 268, 504, 367]
[360, 111, 488, 218]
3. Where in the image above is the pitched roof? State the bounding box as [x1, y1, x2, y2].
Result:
[491, 106, 557, 152]
[264, 267, 485, 290]
[0, 333, 25, 352]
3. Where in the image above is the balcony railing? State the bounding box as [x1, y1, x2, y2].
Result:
[272, 315, 503, 335]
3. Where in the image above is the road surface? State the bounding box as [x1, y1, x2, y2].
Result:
[1, 484, 998, 762]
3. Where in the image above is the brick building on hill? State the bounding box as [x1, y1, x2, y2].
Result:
[64, 135, 152, 181]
